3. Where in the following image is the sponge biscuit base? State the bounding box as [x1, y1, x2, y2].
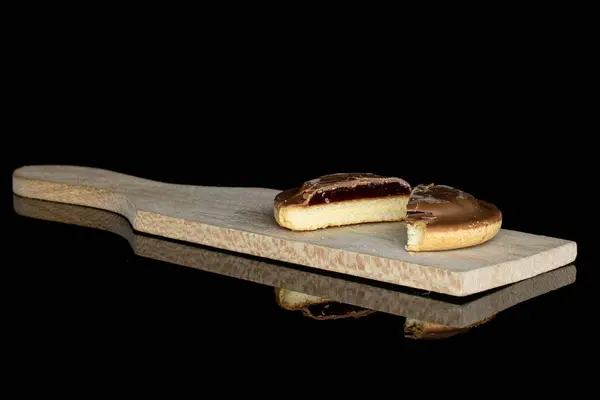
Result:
[405, 216, 502, 252]
[275, 195, 409, 231]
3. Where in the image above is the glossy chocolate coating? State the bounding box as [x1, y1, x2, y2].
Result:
[275, 173, 412, 208]
[406, 184, 502, 231]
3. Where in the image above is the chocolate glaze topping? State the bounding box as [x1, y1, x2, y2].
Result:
[406, 184, 502, 231]
[275, 173, 412, 208]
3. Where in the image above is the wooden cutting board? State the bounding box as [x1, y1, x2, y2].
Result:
[12, 165, 577, 296]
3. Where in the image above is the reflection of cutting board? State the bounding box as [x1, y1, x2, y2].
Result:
[12, 165, 577, 297]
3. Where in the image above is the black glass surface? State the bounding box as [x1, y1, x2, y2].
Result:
[6, 159, 589, 361]
[4, 11, 595, 386]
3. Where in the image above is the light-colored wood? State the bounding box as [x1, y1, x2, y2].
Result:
[13, 195, 577, 328]
[12, 165, 578, 296]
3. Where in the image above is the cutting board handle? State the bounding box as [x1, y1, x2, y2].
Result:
[12, 165, 150, 222]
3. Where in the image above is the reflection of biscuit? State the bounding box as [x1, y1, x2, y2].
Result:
[406, 184, 502, 251]
[404, 314, 496, 340]
[274, 173, 411, 231]
[275, 288, 375, 320]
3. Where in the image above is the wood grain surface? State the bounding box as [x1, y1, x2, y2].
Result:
[12, 165, 578, 296]
[13, 195, 577, 328]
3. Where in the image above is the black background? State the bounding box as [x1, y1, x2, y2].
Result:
[3, 8, 593, 379]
